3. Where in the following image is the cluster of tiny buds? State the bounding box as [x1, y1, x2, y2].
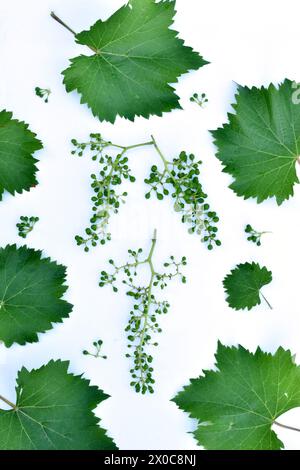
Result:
[16, 216, 39, 239]
[83, 339, 107, 359]
[71, 133, 111, 160]
[99, 243, 187, 393]
[145, 151, 221, 249]
[190, 92, 208, 108]
[245, 224, 271, 247]
[99, 249, 143, 292]
[72, 134, 136, 251]
[35, 87, 51, 103]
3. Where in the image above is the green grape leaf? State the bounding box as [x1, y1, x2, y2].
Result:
[223, 262, 272, 311]
[0, 110, 43, 201]
[0, 360, 117, 450]
[62, 0, 206, 123]
[173, 343, 300, 450]
[0, 245, 73, 347]
[212, 79, 300, 205]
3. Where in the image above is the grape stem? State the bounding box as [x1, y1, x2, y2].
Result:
[151, 135, 170, 172]
[111, 141, 154, 152]
[135, 229, 157, 387]
[274, 421, 300, 432]
[0, 394, 17, 410]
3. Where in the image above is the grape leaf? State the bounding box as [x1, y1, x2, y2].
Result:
[62, 0, 206, 123]
[223, 262, 272, 310]
[0, 110, 43, 201]
[0, 360, 117, 450]
[212, 79, 300, 205]
[0, 245, 73, 347]
[173, 343, 300, 450]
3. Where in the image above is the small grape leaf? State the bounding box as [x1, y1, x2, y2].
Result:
[62, 0, 207, 123]
[0, 360, 117, 450]
[0, 110, 43, 201]
[0, 245, 73, 347]
[173, 343, 300, 450]
[223, 262, 272, 310]
[212, 79, 300, 205]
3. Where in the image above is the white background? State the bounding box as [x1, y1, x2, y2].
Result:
[0, 0, 300, 450]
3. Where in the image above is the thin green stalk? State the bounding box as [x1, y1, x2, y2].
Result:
[100, 230, 186, 392]
[84, 152, 127, 246]
[50, 12, 77, 36]
[274, 421, 300, 432]
[150, 136, 203, 224]
[113, 234, 155, 274]
[106, 149, 126, 203]
[113, 141, 154, 152]
[150, 136, 196, 198]
[50, 11, 98, 53]
[135, 230, 157, 386]
[0, 394, 17, 411]
[261, 292, 273, 310]
[151, 135, 170, 173]
[77, 139, 153, 248]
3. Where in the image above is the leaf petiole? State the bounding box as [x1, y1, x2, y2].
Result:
[50, 12, 98, 53]
[274, 421, 300, 432]
[0, 394, 17, 410]
[260, 292, 273, 310]
[50, 12, 77, 36]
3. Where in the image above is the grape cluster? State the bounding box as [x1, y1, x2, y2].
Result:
[35, 87, 51, 103]
[83, 339, 107, 359]
[190, 92, 208, 108]
[99, 240, 187, 394]
[245, 224, 270, 246]
[72, 134, 136, 251]
[16, 216, 39, 239]
[145, 151, 221, 250]
[71, 133, 112, 161]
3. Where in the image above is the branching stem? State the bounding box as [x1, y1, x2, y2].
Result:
[73, 136, 154, 250]
[151, 135, 170, 172]
[115, 230, 158, 388]
[100, 230, 186, 393]
[74, 133, 220, 250]
[135, 230, 157, 386]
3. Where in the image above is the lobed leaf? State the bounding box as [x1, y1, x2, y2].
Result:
[0, 245, 73, 347]
[62, 0, 207, 123]
[0, 360, 117, 450]
[173, 343, 300, 450]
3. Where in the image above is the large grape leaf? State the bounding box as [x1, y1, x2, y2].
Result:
[62, 0, 206, 123]
[0, 360, 117, 450]
[212, 79, 300, 205]
[223, 262, 272, 311]
[0, 110, 43, 201]
[173, 343, 300, 450]
[0, 245, 73, 347]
